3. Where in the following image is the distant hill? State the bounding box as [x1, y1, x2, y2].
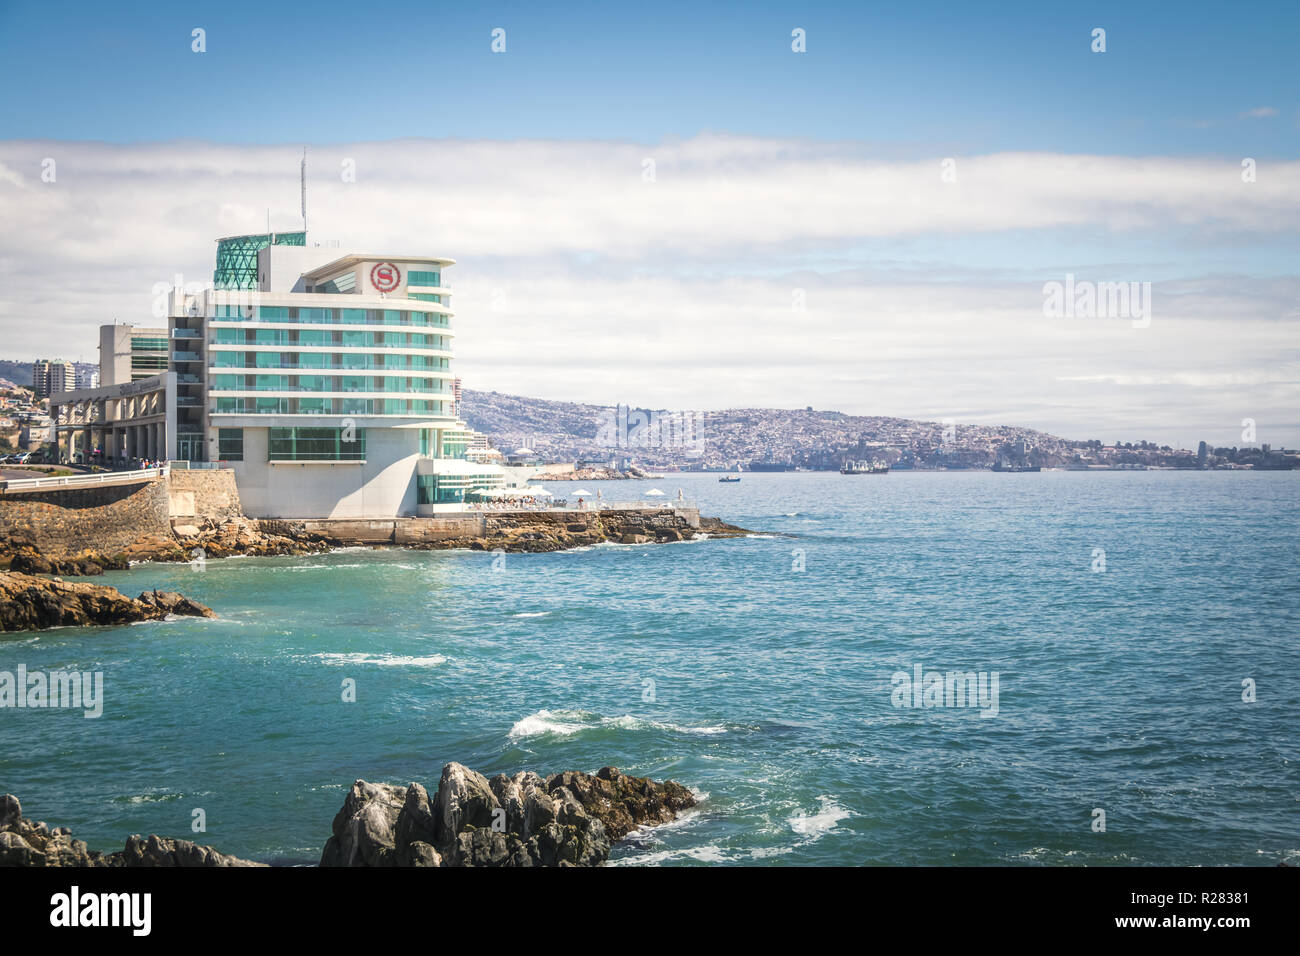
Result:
[0, 361, 34, 389]
[460, 388, 1076, 470]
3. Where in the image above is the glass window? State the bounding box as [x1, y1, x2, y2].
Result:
[268, 427, 366, 461]
[217, 429, 243, 461]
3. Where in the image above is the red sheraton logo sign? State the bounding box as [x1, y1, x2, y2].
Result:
[370, 262, 401, 293]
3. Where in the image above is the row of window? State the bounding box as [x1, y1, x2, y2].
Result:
[268, 427, 366, 461]
[210, 352, 449, 371]
[212, 306, 447, 326]
[220, 427, 367, 462]
[212, 397, 448, 416]
[211, 374, 451, 394]
[416, 473, 505, 504]
[407, 271, 441, 286]
[212, 329, 449, 349]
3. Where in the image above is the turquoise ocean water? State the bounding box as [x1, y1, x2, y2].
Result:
[1, 471, 1296, 865]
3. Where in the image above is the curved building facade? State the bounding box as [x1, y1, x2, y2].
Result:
[167, 244, 503, 518]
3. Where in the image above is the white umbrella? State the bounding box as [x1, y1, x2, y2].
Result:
[645, 488, 666, 496]
[571, 488, 592, 496]
[527, 487, 553, 496]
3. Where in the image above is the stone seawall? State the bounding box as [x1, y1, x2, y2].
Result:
[167, 469, 242, 521]
[257, 515, 487, 546]
[0, 479, 171, 558]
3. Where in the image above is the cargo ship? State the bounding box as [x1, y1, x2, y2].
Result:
[840, 459, 889, 475]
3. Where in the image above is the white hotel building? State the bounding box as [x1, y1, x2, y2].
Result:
[164, 235, 504, 517]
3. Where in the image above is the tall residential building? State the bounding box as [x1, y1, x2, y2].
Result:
[98, 324, 170, 385]
[161, 235, 504, 517]
[32, 359, 74, 397]
[75, 366, 100, 391]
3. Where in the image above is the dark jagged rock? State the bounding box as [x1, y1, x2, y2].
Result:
[0, 571, 214, 631]
[320, 762, 697, 867]
[0, 794, 263, 867]
[136, 589, 216, 620]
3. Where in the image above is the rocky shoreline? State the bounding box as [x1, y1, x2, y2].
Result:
[0, 794, 261, 867]
[0, 570, 215, 632]
[1, 763, 695, 867]
[0, 510, 752, 571]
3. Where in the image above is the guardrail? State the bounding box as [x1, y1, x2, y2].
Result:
[0, 465, 169, 494]
[464, 500, 697, 512]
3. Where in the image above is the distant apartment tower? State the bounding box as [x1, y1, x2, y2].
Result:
[98, 324, 170, 386]
[453, 377, 462, 416]
[32, 359, 74, 397]
[75, 366, 100, 391]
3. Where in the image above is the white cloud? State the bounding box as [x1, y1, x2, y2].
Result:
[0, 135, 1296, 447]
[1239, 106, 1279, 119]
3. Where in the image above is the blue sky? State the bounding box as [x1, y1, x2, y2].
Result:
[1, 0, 1297, 153]
[1, 1, 1297, 446]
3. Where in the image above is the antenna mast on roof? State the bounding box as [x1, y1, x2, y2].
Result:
[300, 146, 308, 236]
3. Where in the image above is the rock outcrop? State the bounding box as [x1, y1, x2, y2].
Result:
[0, 571, 215, 631]
[420, 510, 748, 554]
[1, 507, 749, 567]
[0, 794, 262, 867]
[320, 763, 696, 867]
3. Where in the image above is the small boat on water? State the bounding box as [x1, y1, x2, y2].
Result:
[718, 475, 741, 483]
[840, 459, 889, 475]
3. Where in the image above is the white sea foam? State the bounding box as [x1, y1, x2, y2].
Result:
[507, 708, 728, 740]
[511, 611, 550, 618]
[608, 843, 740, 866]
[304, 652, 447, 667]
[788, 796, 852, 839]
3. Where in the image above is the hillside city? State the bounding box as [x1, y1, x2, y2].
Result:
[459, 389, 1298, 472]
[1, 361, 1296, 472]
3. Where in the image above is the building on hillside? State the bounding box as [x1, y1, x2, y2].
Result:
[32, 359, 74, 397]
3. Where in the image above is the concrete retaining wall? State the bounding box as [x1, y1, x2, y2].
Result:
[167, 469, 243, 520]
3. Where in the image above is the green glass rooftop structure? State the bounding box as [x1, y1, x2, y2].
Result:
[214, 232, 306, 290]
